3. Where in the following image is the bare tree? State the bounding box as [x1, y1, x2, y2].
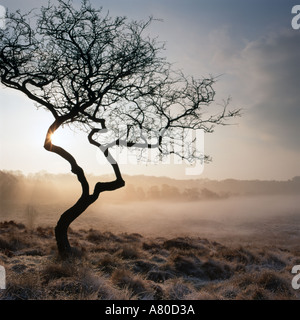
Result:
[0, 0, 240, 257]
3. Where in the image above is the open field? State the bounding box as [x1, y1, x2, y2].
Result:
[0, 203, 299, 300]
[1, 172, 299, 300]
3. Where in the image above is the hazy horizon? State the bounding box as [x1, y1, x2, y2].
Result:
[1, 170, 299, 243]
[1, 168, 300, 182]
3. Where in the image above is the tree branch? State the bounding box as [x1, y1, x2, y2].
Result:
[88, 127, 125, 199]
[44, 119, 90, 197]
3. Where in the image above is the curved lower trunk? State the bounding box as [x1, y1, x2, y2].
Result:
[55, 196, 96, 257]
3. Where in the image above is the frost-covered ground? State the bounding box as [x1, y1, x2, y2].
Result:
[0, 213, 299, 300]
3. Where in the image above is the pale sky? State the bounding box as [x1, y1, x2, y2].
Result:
[0, 0, 300, 180]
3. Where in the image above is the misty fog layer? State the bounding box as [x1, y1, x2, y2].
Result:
[85, 196, 300, 243]
[1, 171, 299, 245]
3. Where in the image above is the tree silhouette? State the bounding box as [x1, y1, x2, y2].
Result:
[0, 0, 240, 257]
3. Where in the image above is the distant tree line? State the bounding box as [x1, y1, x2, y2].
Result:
[1, 171, 300, 205]
[120, 184, 224, 202]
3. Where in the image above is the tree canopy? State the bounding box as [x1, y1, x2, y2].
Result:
[0, 0, 240, 257]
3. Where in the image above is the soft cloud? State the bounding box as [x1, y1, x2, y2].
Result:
[207, 28, 300, 150]
[233, 30, 300, 149]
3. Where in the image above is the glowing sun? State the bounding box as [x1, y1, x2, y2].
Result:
[50, 131, 63, 145]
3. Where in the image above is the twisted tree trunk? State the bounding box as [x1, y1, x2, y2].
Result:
[44, 119, 124, 258]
